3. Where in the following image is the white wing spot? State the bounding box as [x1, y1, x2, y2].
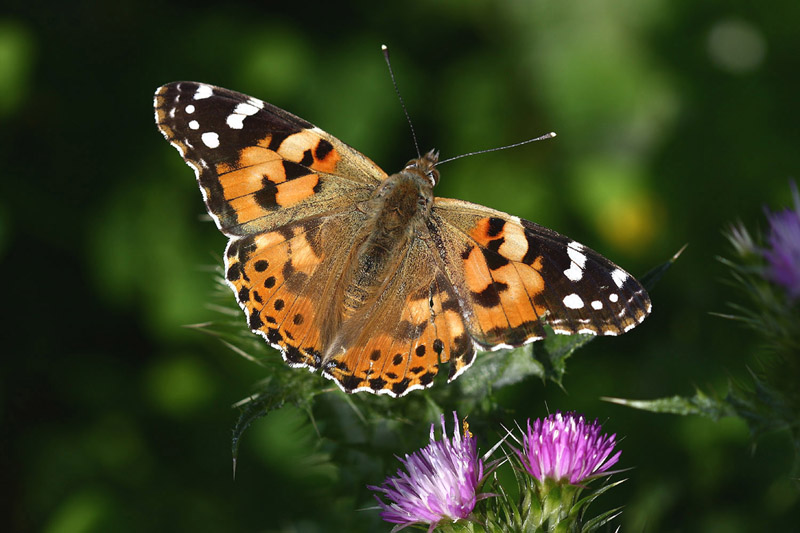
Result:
[611, 268, 629, 289]
[564, 263, 582, 282]
[609, 293, 619, 303]
[185, 104, 196, 114]
[564, 241, 587, 282]
[247, 98, 265, 109]
[193, 85, 213, 100]
[563, 293, 584, 309]
[226, 114, 245, 130]
[226, 102, 260, 130]
[189, 120, 199, 130]
[567, 241, 586, 265]
[234, 102, 260, 116]
[591, 300, 603, 310]
[201, 131, 220, 148]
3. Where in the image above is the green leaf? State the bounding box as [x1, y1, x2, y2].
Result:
[726, 370, 800, 439]
[579, 507, 623, 533]
[603, 389, 737, 419]
[640, 244, 686, 292]
[533, 330, 594, 386]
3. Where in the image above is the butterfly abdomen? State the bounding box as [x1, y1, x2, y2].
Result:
[339, 172, 431, 318]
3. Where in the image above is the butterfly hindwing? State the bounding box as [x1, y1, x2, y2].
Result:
[323, 237, 476, 396]
[154, 82, 387, 236]
[430, 198, 651, 347]
[226, 211, 370, 370]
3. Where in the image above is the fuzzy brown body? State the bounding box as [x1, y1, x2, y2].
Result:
[324, 158, 436, 358]
[154, 81, 652, 397]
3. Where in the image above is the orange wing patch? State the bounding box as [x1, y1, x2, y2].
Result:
[258, 129, 342, 174]
[215, 153, 283, 199]
[461, 246, 514, 341]
[213, 142, 326, 224]
[459, 217, 549, 346]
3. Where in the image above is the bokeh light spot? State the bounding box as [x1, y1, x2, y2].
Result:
[145, 356, 217, 417]
[0, 19, 34, 117]
[708, 19, 766, 74]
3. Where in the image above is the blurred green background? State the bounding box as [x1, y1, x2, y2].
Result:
[3, 0, 799, 531]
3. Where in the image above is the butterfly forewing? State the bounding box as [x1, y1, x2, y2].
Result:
[154, 82, 386, 236]
[430, 198, 651, 345]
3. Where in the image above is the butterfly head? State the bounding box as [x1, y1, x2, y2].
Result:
[404, 149, 440, 187]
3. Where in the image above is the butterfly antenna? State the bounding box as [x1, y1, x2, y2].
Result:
[438, 131, 557, 166]
[382, 44, 421, 158]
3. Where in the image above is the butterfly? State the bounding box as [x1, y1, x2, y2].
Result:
[154, 81, 651, 397]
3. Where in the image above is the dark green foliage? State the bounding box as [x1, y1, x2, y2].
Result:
[5, 2, 800, 532]
[612, 223, 800, 476]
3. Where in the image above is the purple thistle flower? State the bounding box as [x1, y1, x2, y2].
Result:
[517, 412, 621, 485]
[763, 182, 800, 300]
[368, 412, 484, 531]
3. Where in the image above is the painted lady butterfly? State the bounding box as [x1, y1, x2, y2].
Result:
[154, 81, 651, 397]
